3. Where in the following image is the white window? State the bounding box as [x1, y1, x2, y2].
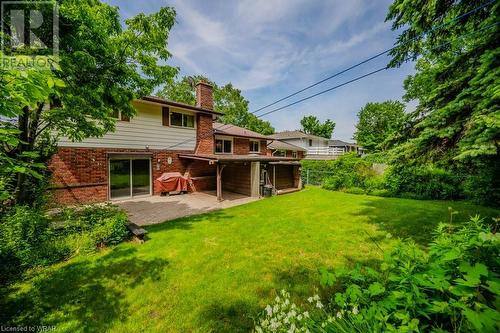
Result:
[308, 139, 313, 147]
[292, 151, 297, 158]
[249, 140, 260, 153]
[215, 137, 232, 154]
[170, 111, 195, 128]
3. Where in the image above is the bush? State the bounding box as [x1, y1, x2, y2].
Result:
[0, 206, 67, 283]
[55, 204, 129, 252]
[255, 216, 500, 332]
[0, 204, 129, 285]
[384, 165, 461, 200]
[320, 216, 500, 332]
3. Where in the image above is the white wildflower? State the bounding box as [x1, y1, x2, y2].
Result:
[316, 301, 323, 309]
[288, 323, 296, 333]
[297, 314, 302, 321]
[352, 305, 359, 315]
[307, 296, 314, 303]
[265, 305, 273, 316]
[313, 294, 320, 301]
[303, 311, 309, 318]
[336, 311, 343, 319]
[255, 326, 263, 333]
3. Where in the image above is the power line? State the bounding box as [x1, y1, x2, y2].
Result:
[250, 0, 497, 115]
[163, 16, 499, 150]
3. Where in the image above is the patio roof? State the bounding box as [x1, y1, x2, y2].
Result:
[179, 153, 300, 163]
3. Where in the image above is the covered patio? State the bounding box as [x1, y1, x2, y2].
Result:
[179, 154, 302, 201]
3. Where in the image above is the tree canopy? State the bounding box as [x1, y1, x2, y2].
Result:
[300, 115, 335, 139]
[0, 0, 178, 203]
[386, 0, 499, 203]
[161, 75, 275, 135]
[353, 100, 406, 152]
[386, 0, 499, 162]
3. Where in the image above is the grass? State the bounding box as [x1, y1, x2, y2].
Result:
[2, 187, 498, 332]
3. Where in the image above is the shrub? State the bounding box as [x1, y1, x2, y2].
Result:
[256, 216, 500, 332]
[320, 216, 500, 332]
[384, 165, 461, 200]
[1, 204, 129, 285]
[0, 206, 67, 283]
[56, 204, 129, 251]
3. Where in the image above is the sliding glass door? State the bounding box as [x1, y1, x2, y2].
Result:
[109, 158, 151, 199]
[132, 159, 150, 196]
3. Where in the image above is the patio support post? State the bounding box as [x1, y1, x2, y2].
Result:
[273, 165, 276, 195]
[216, 163, 226, 201]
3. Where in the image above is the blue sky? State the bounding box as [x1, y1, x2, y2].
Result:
[104, 0, 416, 141]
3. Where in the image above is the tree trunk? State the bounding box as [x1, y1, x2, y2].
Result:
[13, 103, 43, 204]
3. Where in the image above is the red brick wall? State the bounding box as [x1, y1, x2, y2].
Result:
[195, 113, 214, 155]
[232, 138, 267, 155]
[196, 82, 213, 110]
[48, 147, 216, 206]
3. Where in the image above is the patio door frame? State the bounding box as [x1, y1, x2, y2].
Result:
[108, 156, 152, 200]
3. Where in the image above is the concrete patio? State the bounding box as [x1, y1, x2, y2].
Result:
[114, 191, 260, 226]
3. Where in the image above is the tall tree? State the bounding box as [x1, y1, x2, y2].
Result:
[353, 100, 406, 152]
[386, 0, 499, 202]
[0, 0, 178, 203]
[161, 75, 275, 135]
[300, 115, 335, 139]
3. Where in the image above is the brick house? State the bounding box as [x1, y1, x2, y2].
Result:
[48, 82, 302, 205]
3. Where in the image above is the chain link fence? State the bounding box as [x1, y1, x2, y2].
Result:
[302, 169, 336, 186]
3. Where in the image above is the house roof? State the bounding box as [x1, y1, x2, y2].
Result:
[179, 153, 300, 163]
[213, 122, 269, 140]
[268, 130, 329, 141]
[140, 96, 223, 115]
[267, 140, 307, 152]
[329, 139, 358, 147]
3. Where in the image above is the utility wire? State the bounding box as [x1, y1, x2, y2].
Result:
[163, 18, 499, 150]
[250, 0, 497, 115]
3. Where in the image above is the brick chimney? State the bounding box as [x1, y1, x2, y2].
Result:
[195, 81, 213, 111]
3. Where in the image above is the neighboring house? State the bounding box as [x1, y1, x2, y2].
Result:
[49, 82, 302, 204]
[266, 140, 306, 159]
[328, 139, 364, 156]
[268, 130, 363, 160]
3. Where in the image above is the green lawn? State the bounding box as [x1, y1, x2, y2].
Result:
[3, 188, 498, 332]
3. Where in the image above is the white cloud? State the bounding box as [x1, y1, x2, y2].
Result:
[137, 0, 415, 139]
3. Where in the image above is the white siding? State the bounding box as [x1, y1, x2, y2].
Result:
[282, 138, 329, 149]
[58, 100, 197, 150]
